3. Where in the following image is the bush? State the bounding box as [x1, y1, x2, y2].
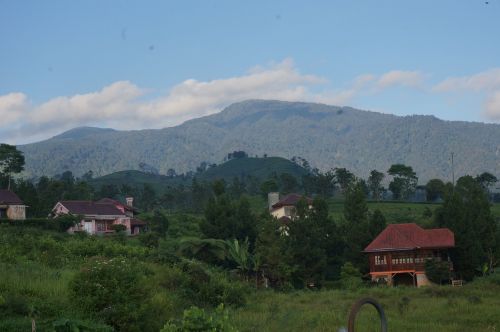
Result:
[53, 318, 113, 332]
[69, 256, 151, 331]
[0, 216, 78, 232]
[109, 224, 127, 233]
[160, 305, 237, 332]
[425, 259, 450, 285]
[158, 260, 250, 308]
[339, 262, 364, 290]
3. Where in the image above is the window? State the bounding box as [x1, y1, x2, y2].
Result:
[375, 255, 386, 265]
[96, 221, 107, 232]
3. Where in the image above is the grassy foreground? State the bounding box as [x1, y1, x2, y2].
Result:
[230, 280, 500, 332]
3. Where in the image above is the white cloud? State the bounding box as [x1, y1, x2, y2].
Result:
[433, 68, 500, 92]
[484, 90, 500, 120]
[0, 59, 333, 144]
[0, 59, 434, 144]
[433, 68, 500, 121]
[0, 93, 29, 126]
[376, 70, 425, 89]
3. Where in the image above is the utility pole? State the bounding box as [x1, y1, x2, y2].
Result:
[451, 152, 455, 187]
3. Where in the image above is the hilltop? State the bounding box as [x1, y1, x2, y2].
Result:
[89, 156, 308, 191]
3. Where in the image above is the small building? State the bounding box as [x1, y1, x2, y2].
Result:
[0, 189, 27, 220]
[268, 192, 313, 221]
[51, 197, 146, 235]
[364, 223, 455, 287]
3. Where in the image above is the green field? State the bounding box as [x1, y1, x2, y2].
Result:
[230, 280, 500, 332]
[2, 256, 499, 332]
[248, 196, 500, 225]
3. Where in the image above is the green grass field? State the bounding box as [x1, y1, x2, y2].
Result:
[249, 194, 500, 225]
[230, 279, 500, 332]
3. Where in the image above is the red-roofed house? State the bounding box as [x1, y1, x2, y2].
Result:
[51, 197, 146, 235]
[364, 223, 455, 287]
[268, 192, 313, 220]
[0, 189, 26, 220]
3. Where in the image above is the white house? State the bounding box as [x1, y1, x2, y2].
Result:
[51, 197, 146, 235]
[268, 192, 313, 221]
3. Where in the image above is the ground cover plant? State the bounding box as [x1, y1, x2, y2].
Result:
[230, 276, 500, 332]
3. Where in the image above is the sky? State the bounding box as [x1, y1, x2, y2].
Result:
[1, 0, 499, 144]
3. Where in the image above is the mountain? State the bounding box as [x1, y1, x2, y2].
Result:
[18, 100, 500, 183]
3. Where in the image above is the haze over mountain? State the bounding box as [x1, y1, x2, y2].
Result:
[18, 100, 500, 183]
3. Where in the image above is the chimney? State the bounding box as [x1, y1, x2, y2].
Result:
[268, 192, 280, 211]
[125, 197, 134, 207]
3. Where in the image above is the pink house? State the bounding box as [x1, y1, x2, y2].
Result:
[51, 197, 146, 235]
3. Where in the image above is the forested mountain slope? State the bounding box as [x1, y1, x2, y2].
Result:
[19, 100, 500, 182]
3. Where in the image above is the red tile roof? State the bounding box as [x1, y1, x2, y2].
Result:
[59, 201, 124, 216]
[0, 190, 23, 205]
[271, 193, 313, 209]
[364, 223, 455, 252]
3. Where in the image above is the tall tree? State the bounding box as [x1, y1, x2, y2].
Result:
[475, 172, 498, 193]
[0, 144, 25, 189]
[279, 173, 298, 194]
[425, 178, 445, 202]
[342, 181, 370, 271]
[201, 195, 257, 244]
[286, 197, 341, 287]
[313, 170, 336, 197]
[434, 176, 497, 280]
[334, 168, 355, 194]
[388, 164, 418, 200]
[368, 209, 387, 239]
[367, 170, 385, 200]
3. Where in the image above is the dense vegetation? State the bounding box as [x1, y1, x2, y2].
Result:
[2, 144, 500, 331]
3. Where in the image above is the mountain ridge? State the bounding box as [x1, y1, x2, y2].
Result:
[18, 100, 500, 182]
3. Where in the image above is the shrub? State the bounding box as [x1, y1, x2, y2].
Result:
[109, 224, 127, 233]
[52, 318, 113, 332]
[397, 296, 411, 315]
[158, 260, 250, 308]
[69, 256, 151, 331]
[425, 259, 450, 285]
[339, 262, 364, 290]
[160, 304, 237, 332]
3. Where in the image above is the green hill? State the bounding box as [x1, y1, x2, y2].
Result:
[89, 170, 187, 192]
[89, 156, 308, 191]
[199, 156, 309, 181]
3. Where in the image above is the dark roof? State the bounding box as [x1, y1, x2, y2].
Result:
[97, 198, 137, 212]
[59, 201, 124, 216]
[0, 190, 23, 205]
[278, 216, 292, 224]
[271, 193, 313, 209]
[130, 218, 147, 226]
[364, 223, 455, 252]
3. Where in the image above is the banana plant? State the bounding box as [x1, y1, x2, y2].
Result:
[225, 237, 254, 278]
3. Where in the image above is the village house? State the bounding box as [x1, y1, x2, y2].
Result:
[364, 223, 455, 287]
[51, 197, 146, 235]
[0, 189, 27, 220]
[268, 192, 313, 222]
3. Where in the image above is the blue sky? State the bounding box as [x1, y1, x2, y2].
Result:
[1, 0, 499, 144]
